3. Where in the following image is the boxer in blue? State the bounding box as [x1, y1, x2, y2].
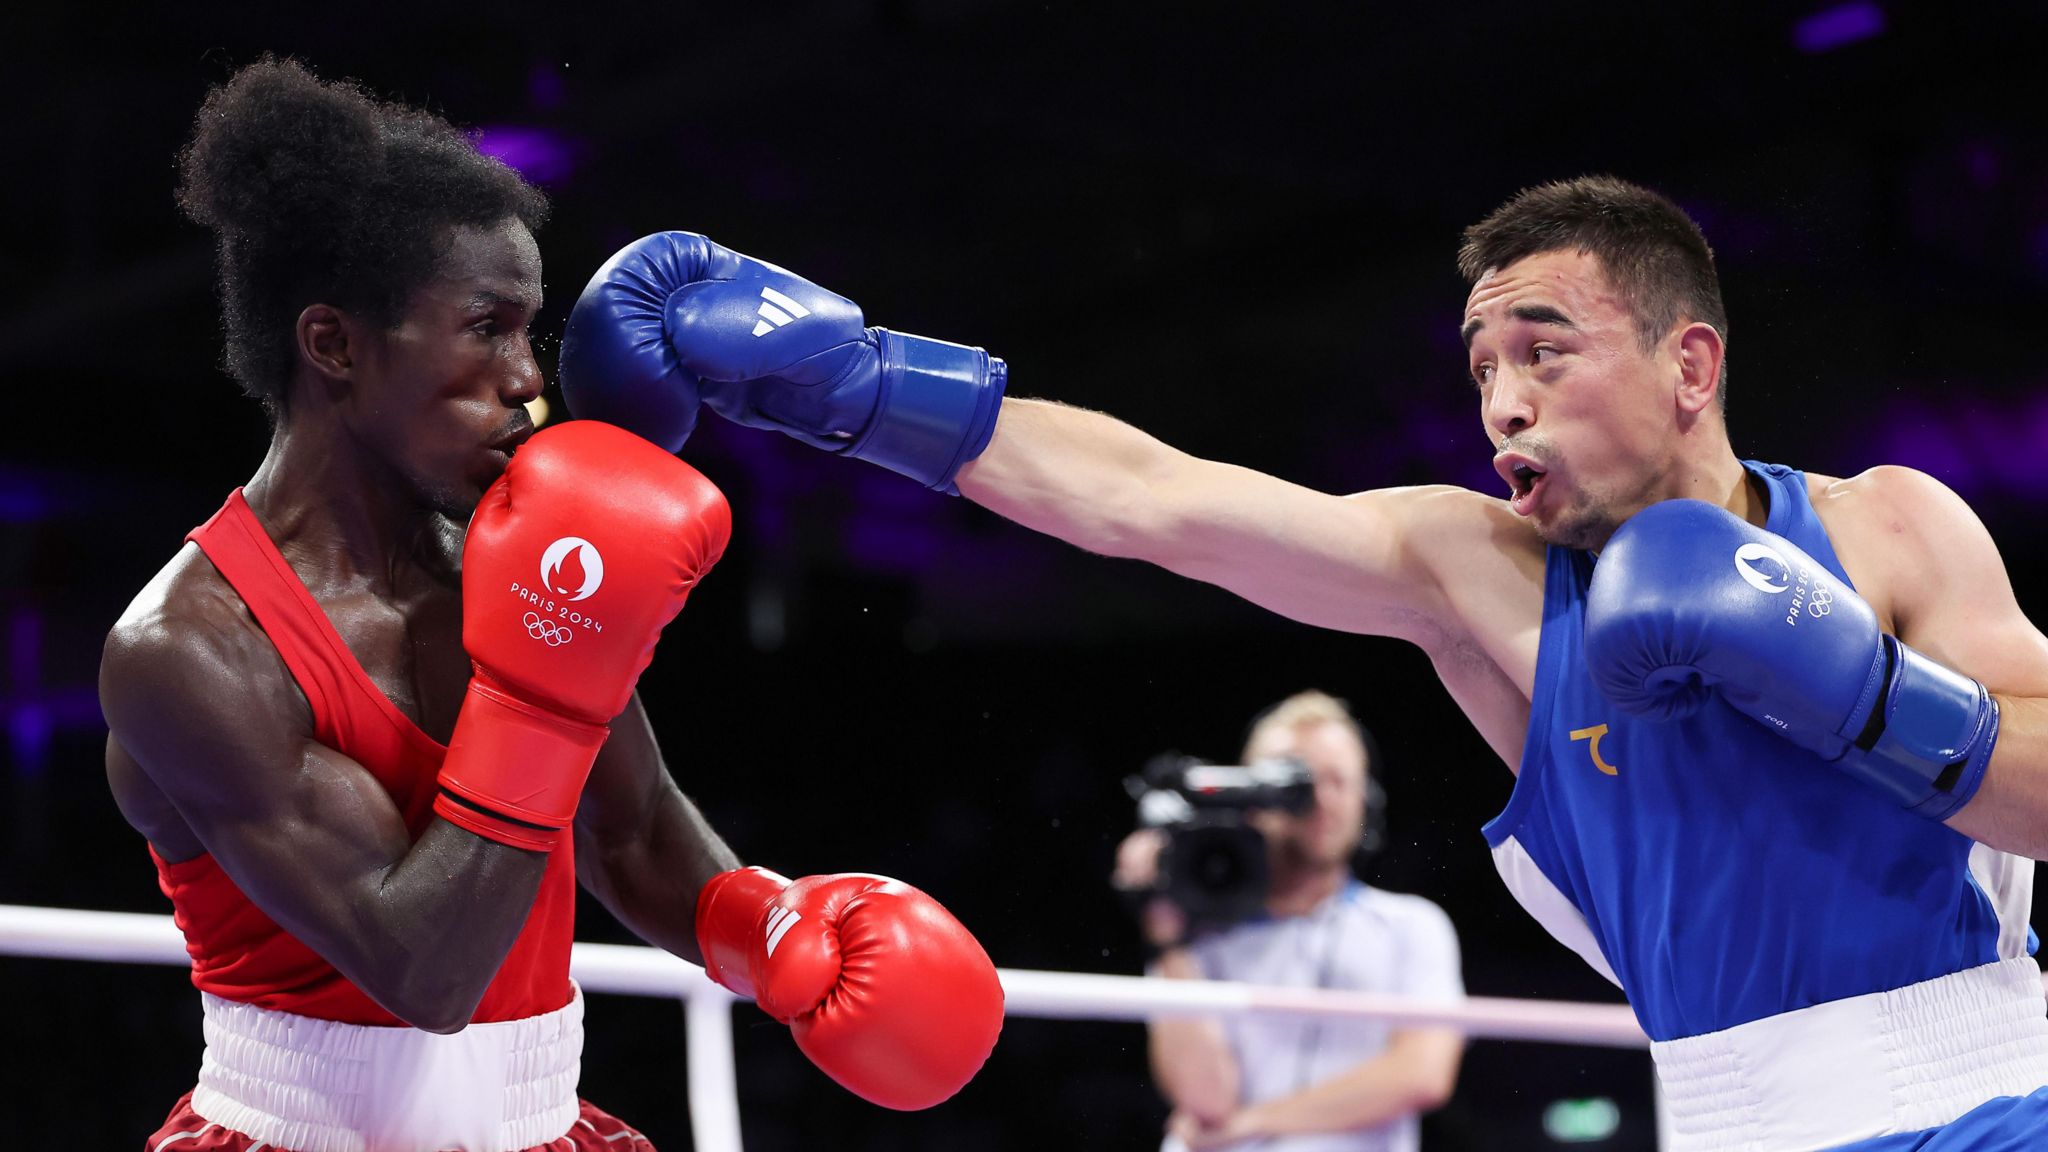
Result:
[558, 177, 2048, 1150]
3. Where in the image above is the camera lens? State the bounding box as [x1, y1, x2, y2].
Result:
[1164, 821, 1271, 926]
[1190, 838, 1250, 891]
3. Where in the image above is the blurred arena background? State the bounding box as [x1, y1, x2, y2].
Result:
[2, 1, 2044, 1147]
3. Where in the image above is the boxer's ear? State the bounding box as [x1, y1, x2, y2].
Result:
[1673, 321, 1725, 416]
[296, 302, 355, 390]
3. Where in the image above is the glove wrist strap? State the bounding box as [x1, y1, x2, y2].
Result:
[695, 866, 795, 998]
[1839, 636, 1998, 820]
[434, 675, 609, 851]
[851, 329, 1007, 494]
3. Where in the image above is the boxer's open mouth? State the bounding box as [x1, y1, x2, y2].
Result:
[1494, 452, 1545, 497]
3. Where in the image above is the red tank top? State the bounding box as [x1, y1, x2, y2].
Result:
[153, 489, 575, 1024]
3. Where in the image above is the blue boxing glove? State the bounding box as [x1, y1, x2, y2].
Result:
[558, 232, 1007, 493]
[1583, 500, 1996, 820]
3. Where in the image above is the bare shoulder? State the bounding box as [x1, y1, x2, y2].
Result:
[101, 544, 311, 790]
[1808, 464, 1970, 531]
[1371, 484, 1546, 631]
[1357, 485, 1545, 757]
[1809, 464, 2008, 634]
[1807, 464, 1983, 576]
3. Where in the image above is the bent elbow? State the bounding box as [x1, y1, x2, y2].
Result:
[375, 977, 487, 1036]
[1413, 1079, 1454, 1113]
[400, 1000, 476, 1035]
[1410, 1063, 1459, 1113]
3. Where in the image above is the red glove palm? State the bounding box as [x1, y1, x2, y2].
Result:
[696, 867, 1004, 1110]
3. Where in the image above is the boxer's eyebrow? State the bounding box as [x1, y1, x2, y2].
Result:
[1461, 304, 1580, 349]
[465, 290, 540, 315]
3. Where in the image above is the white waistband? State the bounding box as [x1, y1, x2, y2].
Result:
[189, 986, 583, 1152]
[1653, 957, 2048, 1152]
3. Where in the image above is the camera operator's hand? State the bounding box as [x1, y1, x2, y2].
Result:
[1168, 1107, 1265, 1150]
[1113, 828, 1190, 951]
[1113, 827, 1166, 889]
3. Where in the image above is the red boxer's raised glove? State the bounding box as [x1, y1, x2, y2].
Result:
[696, 867, 1004, 1110]
[434, 421, 731, 850]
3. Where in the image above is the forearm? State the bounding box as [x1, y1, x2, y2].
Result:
[1236, 1035, 1461, 1137]
[1146, 948, 1241, 1123]
[581, 781, 741, 965]
[955, 398, 1205, 562]
[338, 820, 551, 1032]
[1947, 695, 2048, 859]
[957, 398, 1427, 636]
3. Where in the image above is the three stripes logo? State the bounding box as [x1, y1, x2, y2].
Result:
[763, 906, 802, 957]
[751, 286, 812, 337]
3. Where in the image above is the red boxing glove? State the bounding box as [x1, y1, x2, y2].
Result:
[435, 421, 731, 850]
[696, 867, 1004, 1110]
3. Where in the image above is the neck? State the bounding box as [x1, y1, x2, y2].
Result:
[1663, 448, 1761, 526]
[241, 413, 457, 597]
[1264, 863, 1348, 918]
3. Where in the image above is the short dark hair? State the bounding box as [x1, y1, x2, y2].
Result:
[1458, 175, 1728, 400]
[175, 56, 549, 418]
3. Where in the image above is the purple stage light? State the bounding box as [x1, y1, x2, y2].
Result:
[1793, 1, 1886, 54]
[5, 610, 102, 780]
[1874, 399, 1977, 495]
[474, 125, 578, 185]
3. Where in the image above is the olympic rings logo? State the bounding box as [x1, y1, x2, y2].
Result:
[1807, 586, 1834, 617]
[524, 611, 574, 646]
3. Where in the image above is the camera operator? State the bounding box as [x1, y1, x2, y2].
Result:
[1114, 692, 1466, 1152]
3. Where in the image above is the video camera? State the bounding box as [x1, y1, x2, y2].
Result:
[1125, 753, 1317, 928]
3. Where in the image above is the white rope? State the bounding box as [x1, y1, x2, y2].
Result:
[0, 903, 1650, 1150]
[0, 903, 1646, 1043]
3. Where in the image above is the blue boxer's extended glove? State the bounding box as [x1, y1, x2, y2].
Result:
[1583, 500, 1996, 820]
[558, 232, 1007, 493]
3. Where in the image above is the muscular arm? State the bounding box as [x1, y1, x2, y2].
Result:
[101, 585, 550, 1034]
[1837, 468, 2048, 857]
[955, 398, 1473, 642]
[573, 692, 740, 965]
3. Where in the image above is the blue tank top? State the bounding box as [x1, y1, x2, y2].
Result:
[1482, 461, 2035, 1041]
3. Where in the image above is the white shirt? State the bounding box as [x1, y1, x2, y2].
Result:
[1163, 881, 1464, 1152]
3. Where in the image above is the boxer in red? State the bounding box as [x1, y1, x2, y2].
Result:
[97, 57, 1002, 1151]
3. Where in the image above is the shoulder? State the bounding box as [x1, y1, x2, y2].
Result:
[101, 544, 308, 754]
[1808, 464, 2013, 636]
[1807, 464, 1987, 580]
[1363, 484, 1537, 553]
[1361, 484, 1546, 627]
[1808, 464, 1970, 532]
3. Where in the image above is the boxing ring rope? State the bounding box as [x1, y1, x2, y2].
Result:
[0, 903, 1648, 1151]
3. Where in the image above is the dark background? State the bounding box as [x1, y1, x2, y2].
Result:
[4, 2, 2046, 1148]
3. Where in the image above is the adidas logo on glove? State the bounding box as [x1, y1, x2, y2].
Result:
[751, 286, 812, 337]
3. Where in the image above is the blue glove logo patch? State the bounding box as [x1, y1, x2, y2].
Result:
[751, 286, 813, 337]
[1732, 543, 1792, 594]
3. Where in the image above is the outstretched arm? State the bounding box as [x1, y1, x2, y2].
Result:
[958, 398, 1472, 641]
[558, 236, 1511, 648]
